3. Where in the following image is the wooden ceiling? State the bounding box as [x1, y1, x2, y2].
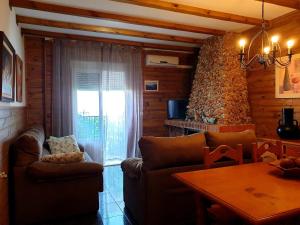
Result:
[10, 0, 298, 49]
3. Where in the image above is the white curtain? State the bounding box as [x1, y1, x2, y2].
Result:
[52, 40, 142, 164]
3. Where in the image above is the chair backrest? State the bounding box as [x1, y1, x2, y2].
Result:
[204, 144, 243, 169]
[252, 141, 283, 162]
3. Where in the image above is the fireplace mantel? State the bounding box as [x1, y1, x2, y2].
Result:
[165, 119, 255, 136]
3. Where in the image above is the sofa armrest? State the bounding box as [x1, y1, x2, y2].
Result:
[27, 161, 103, 181]
[121, 158, 143, 179]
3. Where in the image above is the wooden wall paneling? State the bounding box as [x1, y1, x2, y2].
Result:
[245, 11, 300, 138]
[142, 49, 197, 136]
[25, 37, 44, 127]
[24, 35, 197, 138]
[247, 67, 294, 138]
[43, 40, 53, 136]
[25, 36, 53, 136]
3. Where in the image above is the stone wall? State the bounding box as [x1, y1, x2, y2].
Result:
[187, 33, 252, 125]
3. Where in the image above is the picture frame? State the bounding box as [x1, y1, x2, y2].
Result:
[275, 53, 300, 98]
[15, 54, 23, 102]
[0, 31, 15, 102]
[144, 80, 159, 92]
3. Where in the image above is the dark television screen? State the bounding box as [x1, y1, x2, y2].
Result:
[167, 99, 188, 119]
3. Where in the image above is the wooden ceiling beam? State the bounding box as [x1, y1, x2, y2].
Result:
[16, 16, 202, 44]
[256, 0, 300, 10]
[111, 0, 268, 26]
[10, 0, 225, 35]
[21, 28, 199, 52]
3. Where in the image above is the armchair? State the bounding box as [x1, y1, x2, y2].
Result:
[10, 125, 103, 225]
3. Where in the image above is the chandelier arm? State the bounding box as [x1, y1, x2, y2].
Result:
[243, 54, 261, 68]
[272, 44, 291, 65]
[269, 55, 290, 67]
[247, 30, 263, 60]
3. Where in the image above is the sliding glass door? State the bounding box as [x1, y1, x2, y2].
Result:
[74, 66, 127, 166]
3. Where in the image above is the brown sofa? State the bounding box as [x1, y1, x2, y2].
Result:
[9, 125, 103, 225]
[121, 130, 257, 225]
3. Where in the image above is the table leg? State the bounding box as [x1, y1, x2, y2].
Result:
[195, 192, 210, 225]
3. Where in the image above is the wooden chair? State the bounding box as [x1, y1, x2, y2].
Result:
[204, 144, 243, 169]
[203, 144, 244, 225]
[252, 141, 283, 162]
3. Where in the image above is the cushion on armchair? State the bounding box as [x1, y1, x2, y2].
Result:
[205, 130, 257, 159]
[41, 151, 84, 164]
[27, 161, 103, 181]
[139, 133, 206, 171]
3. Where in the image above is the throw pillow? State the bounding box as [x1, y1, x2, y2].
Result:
[41, 151, 84, 164]
[47, 135, 80, 154]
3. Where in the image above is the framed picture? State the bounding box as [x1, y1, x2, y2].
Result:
[15, 55, 23, 102]
[0, 31, 15, 102]
[276, 53, 300, 98]
[144, 80, 159, 92]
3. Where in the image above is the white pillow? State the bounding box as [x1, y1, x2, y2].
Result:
[47, 135, 80, 154]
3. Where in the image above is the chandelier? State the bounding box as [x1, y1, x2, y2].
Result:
[238, 0, 294, 69]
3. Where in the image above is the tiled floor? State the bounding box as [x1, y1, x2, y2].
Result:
[47, 165, 132, 225]
[100, 165, 132, 225]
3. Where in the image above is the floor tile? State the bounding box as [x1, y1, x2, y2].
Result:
[99, 202, 123, 219]
[116, 201, 125, 212]
[100, 192, 115, 204]
[102, 215, 132, 225]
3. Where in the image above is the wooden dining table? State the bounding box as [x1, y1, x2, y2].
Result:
[175, 162, 300, 225]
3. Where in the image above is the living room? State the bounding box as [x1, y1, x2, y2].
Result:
[0, 0, 300, 225]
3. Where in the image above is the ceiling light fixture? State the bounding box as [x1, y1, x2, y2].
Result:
[238, 0, 294, 69]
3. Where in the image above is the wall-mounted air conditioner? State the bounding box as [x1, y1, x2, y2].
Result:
[146, 55, 179, 67]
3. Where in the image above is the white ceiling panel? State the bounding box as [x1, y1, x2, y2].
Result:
[14, 0, 295, 46]
[15, 8, 211, 39]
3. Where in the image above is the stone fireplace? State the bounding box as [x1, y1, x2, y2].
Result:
[187, 33, 252, 125]
[165, 33, 254, 136]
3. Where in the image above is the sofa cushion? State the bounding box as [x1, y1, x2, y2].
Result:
[41, 152, 84, 164]
[121, 158, 143, 179]
[205, 130, 257, 159]
[13, 125, 45, 166]
[27, 161, 103, 181]
[139, 133, 206, 171]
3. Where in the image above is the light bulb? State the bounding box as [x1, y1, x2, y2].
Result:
[271, 35, 279, 43]
[239, 39, 246, 48]
[287, 40, 295, 49]
[264, 46, 270, 55]
[239, 39, 246, 54]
